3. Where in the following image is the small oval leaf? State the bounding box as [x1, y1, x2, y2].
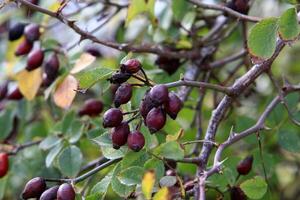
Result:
[240, 176, 267, 199]
[278, 7, 300, 41]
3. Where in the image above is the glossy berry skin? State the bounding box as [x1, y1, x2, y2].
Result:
[139, 92, 155, 120]
[6, 88, 23, 100]
[22, 177, 46, 199]
[111, 122, 130, 149]
[78, 99, 103, 117]
[149, 84, 169, 106]
[165, 92, 183, 119]
[114, 83, 132, 107]
[230, 186, 247, 200]
[127, 131, 145, 152]
[15, 39, 33, 56]
[0, 82, 8, 101]
[24, 24, 40, 42]
[236, 155, 253, 175]
[155, 56, 180, 75]
[8, 22, 26, 41]
[0, 153, 9, 178]
[44, 53, 59, 79]
[146, 107, 166, 133]
[85, 46, 102, 57]
[227, 0, 249, 15]
[121, 59, 141, 74]
[109, 72, 131, 84]
[40, 186, 59, 200]
[57, 183, 75, 200]
[26, 49, 44, 71]
[103, 108, 123, 128]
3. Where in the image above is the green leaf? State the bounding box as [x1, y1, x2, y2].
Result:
[67, 120, 84, 143]
[0, 108, 15, 141]
[125, 0, 156, 26]
[58, 145, 83, 177]
[154, 141, 184, 160]
[248, 18, 278, 59]
[121, 149, 149, 169]
[90, 172, 113, 200]
[144, 158, 165, 180]
[92, 132, 111, 146]
[75, 67, 114, 89]
[39, 135, 62, 151]
[111, 163, 135, 197]
[278, 7, 300, 41]
[172, 0, 189, 20]
[118, 166, 144, 186]
[278, 130, 300, 153]
[240, 176, 268, 199]
[45, 142, 63, 168]
[159, 176, 177, 187]
[0, 177, 8, 200]
[61, 110, 76, 134]
[100, 145, 126, 160]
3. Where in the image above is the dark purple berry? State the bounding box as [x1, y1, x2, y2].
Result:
[149, 84, 169, 106]
[139, 92, 155, 120]
[0, 82, 8, 101]
[110, 83, 120, 99]
[155, 56, 180, 75]
[26, 49, 44, 71]
[44, 53, 59, 79]
[22, 177, 46, 199]
[227, 0, 249, 15]
[114, 83, 132, 107]
[8, 22, 26, 41]
[165, 92, 183, 119]
[40, 186, 59, 200]
[120, 59, 141, 74]
[236, 155, 253, 175]
[127, 131, 145, 152]
[109, 72, 131, 84]
[57, 183, 75, 200]
[78, 99, 103, 117]
[85, 46, 102, 57]
[230, 186, 247, 200]
[146, 107, 166, 133]
[15, 39, 33, 56]
[111, 122, 130, 149]
[6, 87, 23, 100]
[103, 108, 123, 128]
[24, 24, 40, 42]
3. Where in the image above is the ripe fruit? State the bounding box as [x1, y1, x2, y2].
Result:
[15, 39, 33, 56]
[111, 122, 130, 149]
[146, 107, 166, 133]
[44, 53, 59, 79]
[155, 56, 180, 75]
[127, 131, 145, 152]
[26, 49, 44, 71]
[78, 99, 103, 117]
[57, 183, 75, 200]
[165, 92, 183, 119]
[0, 82, 8, 101]
[114, 83, 132, 107]
[8, 22, 26, 41]
[227, 0, 249, 15]
[24, 24, 40, 42]
[230, 186, 247, 200]
[85, 46, 102, 57]
[236, 155, 253, 175]
[6, 87, 23, 100]
[139, 92, 155, 120]
[109, 72, 131, 84]
[0, 153, 9, 178]
[149, 84, 169, 106]
[121, 59, 141, 74]
[103, 108, 123, 128]
[40, 185, 59, 200]
[22, 177, 46, 199]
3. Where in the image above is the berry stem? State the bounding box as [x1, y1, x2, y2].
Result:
[126, 112, 140, 123]
[123, 109, 139, 115]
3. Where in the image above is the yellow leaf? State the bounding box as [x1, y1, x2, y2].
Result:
[153, 187, 170, 200]
[166, 129, 184, 142]
[70, 53, 96, 74]
[16, 68, 42, 100]
[53, 75, 78, 109]
[142, 170, 156, 200]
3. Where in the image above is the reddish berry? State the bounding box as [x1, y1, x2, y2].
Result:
[149, 84, 169, 106]
[110, 83, 120, 99]
[78, 99, 103, 117]
[85, 46, 102, 57]
[139, 92, 155, 120]
[127, 131, 145, 152]
[114, 83, 132, 107]
[42, 75, 56, 87]
[121, 59, 141, 74]
[44, 53, 59, 79]
[227, 0, 249, 14]
[230, 186, 247, 200]
[8, 22, 26, 41]
[155, 56, 180, 75]
[22, 177, 46, 199]
[40, 185, 59, 200]
[111, 122, 130, 149]
[146, 107, 166, 133]
[26, 49, 44, 71]
[165, 92, 183, 119]
[109, 72, 131, 84]
[236, 155, 253, 175]
[103, 108, 123, 128]
[57, 183, 75, 200]
[15, 39, 33, 56]
[24, 24, 40, 42]
[0, 82, 8, 101]
[0, 153, 9, 178]
[7, 87, 23, 100]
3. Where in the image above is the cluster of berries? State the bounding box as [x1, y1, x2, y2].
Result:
[21, 177, 75, 200]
